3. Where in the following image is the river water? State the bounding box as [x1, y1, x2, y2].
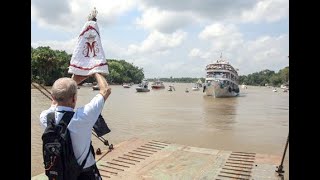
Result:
[31, 83, 289, 179]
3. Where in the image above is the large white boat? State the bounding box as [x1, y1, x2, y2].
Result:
[203, 56, 240, 97]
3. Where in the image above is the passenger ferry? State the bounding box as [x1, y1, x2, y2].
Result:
[203, 55, 240, 97]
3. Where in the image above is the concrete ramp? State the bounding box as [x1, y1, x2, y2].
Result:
[32, 138, 283, 180]
[96, 138, 282, 180]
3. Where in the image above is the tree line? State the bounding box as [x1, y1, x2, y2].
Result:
[31, 46, 288, 87]
[31, 46, 145, 85]
[239, 67, 289, 87]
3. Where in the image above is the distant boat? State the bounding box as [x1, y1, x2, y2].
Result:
[273, 88, 277, 92]
[168, 85, 175, 91]
[191, 83, 200, 91]
[196, 79, 203, 88]
[136, 80, 150, 92]
[185, 88, 189, 93]
[123, 83, 131, 88]
[92, 85, 99, 90]
[82, 82, 93, 87]
[151, 80, 165, 89]
[203, 55, 240, 97]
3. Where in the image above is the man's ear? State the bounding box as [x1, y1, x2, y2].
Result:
[72, 94, 77, 103]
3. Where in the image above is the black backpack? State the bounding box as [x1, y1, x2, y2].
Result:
[42, 111, 91, 180]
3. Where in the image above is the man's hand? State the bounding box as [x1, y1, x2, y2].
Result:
[103, 86, 112, 100]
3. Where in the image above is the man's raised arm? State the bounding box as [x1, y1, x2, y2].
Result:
[94, 73, 111, 101]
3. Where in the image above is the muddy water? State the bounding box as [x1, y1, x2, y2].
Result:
[31, 84, 289, 179]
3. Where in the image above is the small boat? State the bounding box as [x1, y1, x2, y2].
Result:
[241, 84, 247, 89]
[191, 83, 200, 91]
[196, 79, 203, 88]
[82, 82, 93, 87]
[123, 83, 131, 88]
[151, 80, 165, 89]
[168, 85, 175, 91]
[92, 85, 99, 90]
[185, 88, 189, 93]
[273, 88, 277, 92]
[136, 80, 150, 92]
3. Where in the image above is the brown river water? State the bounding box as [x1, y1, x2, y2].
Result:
[31, 83, 289, 179]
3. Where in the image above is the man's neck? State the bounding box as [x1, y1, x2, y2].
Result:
[57, 102, 74, 109]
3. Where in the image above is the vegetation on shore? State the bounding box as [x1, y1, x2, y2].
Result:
[239, 67, 289, 87]
[31, 46, 145, 85]
[32, 46, 288, 87]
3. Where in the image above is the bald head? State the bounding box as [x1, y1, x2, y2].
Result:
[51, 77, 78, 104]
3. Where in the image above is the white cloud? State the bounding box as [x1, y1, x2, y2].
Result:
[192, 25, 288, 75]
[189, 48, 211, 59]
[31, 0, 136, 31]
[127, 30, 187, 55]
[31, 0, 288, 78]
[199, 23, 239, 39]
[31, 38, 78, 53]
[241, 0, 289, 23]
[199, 23, 244, 52]
[135, 8, 195, 33]
[136, 0, 288, 30]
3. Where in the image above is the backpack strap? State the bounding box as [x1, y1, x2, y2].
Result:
[46, 112, 56, 127]
[80, 143, 92, 169]
[58, 110, 92, 170]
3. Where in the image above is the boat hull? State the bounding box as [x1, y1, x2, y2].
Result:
[205, 81, 239, 98]
[151, 86, 165, 89]
[136, 87, 150, 92]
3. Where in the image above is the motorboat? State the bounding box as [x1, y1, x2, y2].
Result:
[136, 80, 150, 92]
[191, 83, 200, 91]
[151, 80, 165, 89]
[168, 85, 175, 91]
[123, 83, 131, 88]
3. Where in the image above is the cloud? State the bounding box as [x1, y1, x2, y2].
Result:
[31, 0, 136, 31]
[138, 0, 256, 20]
[138, 0, 288, 23]
[191, 23, 288, 75]
[189, 48, 211, 59]
[135, 8, 194, 33]
[127, 30, 187, 55]
[31, 1, 288, 78]
[241, 0, 289, 23]
[31, 38, 78, 53]
[199, 23, 244, 52]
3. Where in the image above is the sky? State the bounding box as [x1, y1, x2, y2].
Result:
[31, 0, 289, 78]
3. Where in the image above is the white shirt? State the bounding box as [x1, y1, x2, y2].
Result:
[40, 94, 105, 168]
